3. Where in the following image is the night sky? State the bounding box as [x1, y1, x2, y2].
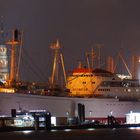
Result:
[1, 0, 140, 82]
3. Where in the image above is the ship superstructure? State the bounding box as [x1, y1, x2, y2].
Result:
[67, 67, 140, 100]
[67, 48, 140, 100]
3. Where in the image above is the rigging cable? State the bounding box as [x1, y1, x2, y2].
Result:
[20, 48, 48, 82]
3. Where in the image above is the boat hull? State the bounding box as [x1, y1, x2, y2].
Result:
[0, 93, 140, 124]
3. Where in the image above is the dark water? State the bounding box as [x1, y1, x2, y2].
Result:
[0, 127, 140, 140]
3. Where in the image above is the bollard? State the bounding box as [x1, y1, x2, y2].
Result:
[34, 115, 39, 131]
[78, 103, 85, 123]
[44, 112, 51, 131]
[11, 109, 16, 118]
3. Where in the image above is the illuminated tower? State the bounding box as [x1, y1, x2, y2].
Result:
[0, 45, 9, 81]
[0, 18, 9, 81]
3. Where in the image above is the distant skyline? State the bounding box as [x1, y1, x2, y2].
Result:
[0, 0, 140, 82]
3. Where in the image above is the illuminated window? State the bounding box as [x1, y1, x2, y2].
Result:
[128, 89, 131, 92]
[124, 89, 127, 92]
[136, 89, 139, 92]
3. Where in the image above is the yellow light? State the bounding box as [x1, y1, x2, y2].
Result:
[0, 88, 15, 93]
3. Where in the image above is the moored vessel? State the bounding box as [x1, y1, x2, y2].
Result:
[0, 24, 140, 125]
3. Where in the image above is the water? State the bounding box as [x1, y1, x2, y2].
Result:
[0, 127, 140, 140]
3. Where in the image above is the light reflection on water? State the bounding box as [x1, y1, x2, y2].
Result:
[112, 128, 116, 131]
[129, 127, 140, 130]
[1, 128, 140, 140]
[86, 128, 96, 131]
[22, 130, 33, 134]
[51, 129, 57, 132]
[64, 129, 72, 132]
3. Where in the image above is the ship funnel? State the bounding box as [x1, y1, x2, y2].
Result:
[107, 56, 114, 73]
[14, 29, 19, 42]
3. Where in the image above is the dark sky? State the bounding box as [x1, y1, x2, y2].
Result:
[1, 0, 140, 82]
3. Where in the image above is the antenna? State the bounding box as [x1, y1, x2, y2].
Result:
[86, 48, 96, 69]
[95, 44, 103, 68]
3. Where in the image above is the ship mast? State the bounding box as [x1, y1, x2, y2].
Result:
[6, 29, 21, 85]
[114, 52, 132, 77]
[50, 40, 66, 88]
[97, 44, 101, 68]
[86, 48, 96, 69]
[0, 16, 4, 44]
[16, 31, 23, 81]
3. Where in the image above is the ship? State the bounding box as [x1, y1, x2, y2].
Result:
[67, 67, 140, 100]
[0, 25, 140, 125]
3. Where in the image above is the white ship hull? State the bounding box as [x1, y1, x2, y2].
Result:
[1, 93, 140, 124]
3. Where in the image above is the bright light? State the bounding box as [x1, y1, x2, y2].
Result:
[129, 127, 140, 130]
[0, 115, 7, 117]
[23, 115, 34, 120]
[66, 111, 69, 116]
[126, 112, 140, 124]
[51, 116, 56, 126]
[29, 110, 47, 112]
[0, 88, 15, 93]
[51, 129, 57, 132]
[87, 128, 95, 131]
[89, 110, 92, 116]
[64, 129, 72, 132]
[22, 130, 33, 134]
[110, 110, 113, 115]
[117, 74, 131, 79]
